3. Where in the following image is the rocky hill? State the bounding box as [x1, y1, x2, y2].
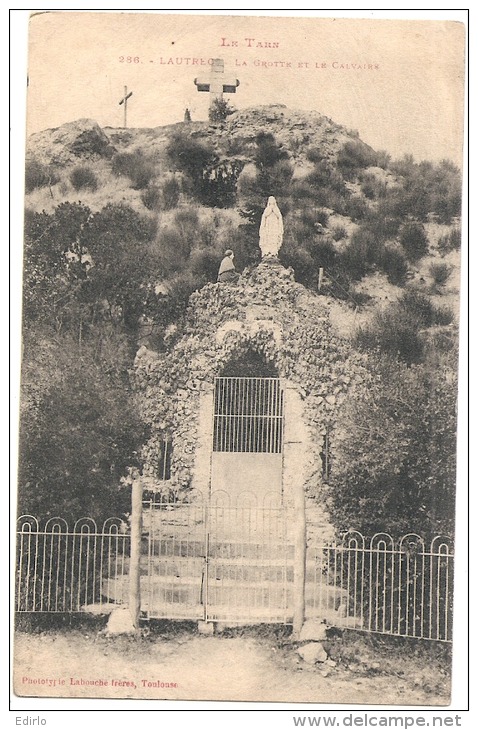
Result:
[24, 105, 461, 338]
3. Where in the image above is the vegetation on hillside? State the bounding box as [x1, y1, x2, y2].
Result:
[19, 110, 461, 535]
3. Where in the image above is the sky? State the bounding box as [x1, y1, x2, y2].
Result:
[22, 10, 466, 165]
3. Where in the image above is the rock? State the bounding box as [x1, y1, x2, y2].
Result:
[106, 606, 137, 635]
[27, 118, 117, 166]
[197, 620, 215, 635]
[299, 619, 328, 642]
[297, 642, 328, 664]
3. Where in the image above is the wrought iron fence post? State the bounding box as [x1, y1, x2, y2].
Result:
[292, 484, 306, 638]
[129, 477, 143, 629]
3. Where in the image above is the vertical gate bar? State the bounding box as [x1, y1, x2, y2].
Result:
[444, 551, 450, 641]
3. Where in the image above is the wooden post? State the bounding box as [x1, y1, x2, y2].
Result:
[129, 476, 142, 630]
[292, 481, 306, 638]
[318, 267, 324, 293]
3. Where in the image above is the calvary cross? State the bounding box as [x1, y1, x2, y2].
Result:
[194, 58, 240, 108]
[119, 86, 133, 128]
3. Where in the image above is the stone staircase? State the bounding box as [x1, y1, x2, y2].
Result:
[102, 535, 350, 624]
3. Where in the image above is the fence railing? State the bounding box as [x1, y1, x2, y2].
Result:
[15, 514, 453, 642]
[15, 515, 130, 613]
[307, 531, 453, 642]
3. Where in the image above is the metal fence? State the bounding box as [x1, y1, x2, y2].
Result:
[15, 515, 130, 613]
[15, 512, 453, 642]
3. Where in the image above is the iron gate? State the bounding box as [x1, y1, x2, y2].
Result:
[143, 490, 294, 623]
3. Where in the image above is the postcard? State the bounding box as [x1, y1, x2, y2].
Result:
[12, 9, 467, 712]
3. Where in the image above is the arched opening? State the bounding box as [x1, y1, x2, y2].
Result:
[210, 349, 284, 498]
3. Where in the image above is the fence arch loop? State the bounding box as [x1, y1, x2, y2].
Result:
[44, 517, 69, 534]
[73, 517, 99, 534]
[17, 515, 40, 532]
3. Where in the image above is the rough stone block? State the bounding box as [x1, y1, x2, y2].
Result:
[299, 619, 328, 642]
[197, 620, 215, 635]
[106, 606, 137, 635]
[297, 642, 328, 664]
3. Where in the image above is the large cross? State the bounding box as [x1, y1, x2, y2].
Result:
[118, 86, 133, 128]
[194, 58, 239, 109]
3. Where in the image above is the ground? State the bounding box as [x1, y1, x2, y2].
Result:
[13, 620, 451, 705]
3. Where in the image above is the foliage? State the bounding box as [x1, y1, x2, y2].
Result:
[208, 97, 235, 123]
[25, 159, 60, 193]
[399, 221, 429, 262]
[437, 227, 461, 254]
[18, 327, 143, 522]
[70, 166, 98, 192]
[378, 244, 409, 286]
[161, 176, 181, 210]
[140, 184, 161, 211]
[354, 290, 454, 364]
[336, 140, 379, 180]
[429, 262, 451, 287]
[327, 355, 457, 538]
[332, 225, 347, 241]
[111, 150, 156, 189]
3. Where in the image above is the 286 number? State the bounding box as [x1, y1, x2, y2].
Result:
[119, 56, 140, 63]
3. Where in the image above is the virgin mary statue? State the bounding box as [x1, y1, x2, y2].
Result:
[259, 196, 283, 257]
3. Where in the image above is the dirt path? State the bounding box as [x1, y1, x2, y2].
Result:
[14, 629, 449, 705]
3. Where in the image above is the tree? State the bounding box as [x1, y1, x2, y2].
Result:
[18, 327, 144, 522]
[208, 97, 235, 123]
[327, 355, 457, 538]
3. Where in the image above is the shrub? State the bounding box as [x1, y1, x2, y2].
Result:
[399, 221, 429, 261]
[342, 196, 370, 222]
[141, 184, 161, 211]
[332, 225, 347, 241]
[339, 233, 374, 281]
[208, 97, 235, 123]
[399, 290, 453, 327]
[429, 262, 451, 287]
[162, 177, 181, 210]
[70, 166, 98, 192]
[336, 140, 378, 179]
[111, 150, 156, 189]
[254, 131, 289, 170]
[190, 248, 221, 281]
[437, 227, 461, 254]
[25, 160, 59, 193]
[355, 310, 424, 364]
[379, 244, 409, 286]
[360, 172, 387, 200]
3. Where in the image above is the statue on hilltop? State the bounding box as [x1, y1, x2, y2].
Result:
[259, 196, 283, 258]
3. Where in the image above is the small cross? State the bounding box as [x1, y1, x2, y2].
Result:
[119, 86, 133, 128]
[194, 59, 239, 109]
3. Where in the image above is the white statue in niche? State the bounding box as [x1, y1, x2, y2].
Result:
[259, 196, 283, 258]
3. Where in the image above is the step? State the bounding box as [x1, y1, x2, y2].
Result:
[102, 574, 347, 611]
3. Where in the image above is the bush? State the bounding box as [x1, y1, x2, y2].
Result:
[342, 196, 370, 222]
[437, 227, 461, 253]
[429, 262, 451, 287]
[340, 232, 376, 281]
[70, 166, 98, 192]
[399, 221, 429, 261]
[111, 150, 156, 189]
[141, 184, 161, 211]
[162, 177, 181, 210]
[25, 160, 59, 193]
[360, 172, 387, 200]
[332, 225, 347, 241]
[355, 310, 424, 364]
[208, 97, 235, 123]
[379, 244, 408, 286]
[336, 140, 378, 179]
